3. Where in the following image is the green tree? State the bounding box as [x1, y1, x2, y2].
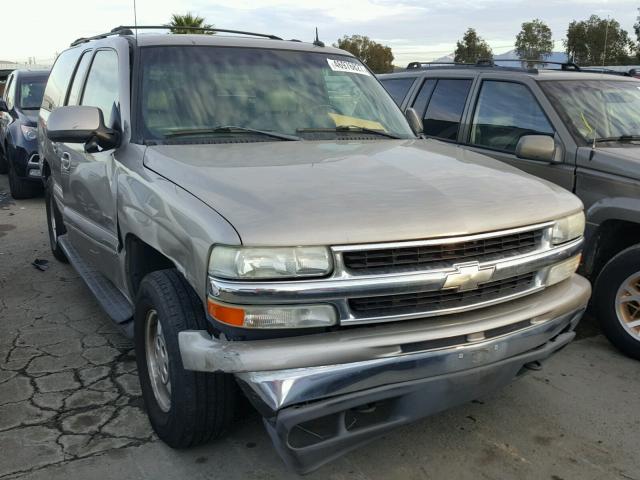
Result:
[334, 35, 394, 73]
[564, 15, 633, 65]
[454, 28, 493, 63]
[515, 19, 554, 64]
[167, 13, 213, 34]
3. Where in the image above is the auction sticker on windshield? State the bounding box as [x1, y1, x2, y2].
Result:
[327, 58, 371, 76]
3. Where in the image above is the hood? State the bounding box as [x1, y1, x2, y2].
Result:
[586, 145, 640, 181]
[18, 109, 39, 126]
[144, 139, 582, 246]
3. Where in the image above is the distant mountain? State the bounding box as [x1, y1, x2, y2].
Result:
[432, 53, 455, 63]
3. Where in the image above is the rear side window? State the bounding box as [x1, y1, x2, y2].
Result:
[66, 51, 93, 106]
[470, 81, 553, 152]
[380, 77, 415, 106]
[411, 78, 437, 117]
[423, 79, 472, 140]
[81, 50, 119, 128]
[42, 48, 82, 111]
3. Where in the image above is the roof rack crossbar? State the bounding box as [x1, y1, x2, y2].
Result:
[71, 25, 282, 46]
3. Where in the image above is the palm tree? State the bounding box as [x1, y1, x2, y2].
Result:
[167, 13, 214, 34]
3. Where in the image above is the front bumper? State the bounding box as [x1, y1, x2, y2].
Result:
[11, 145, 41, 180]
[263, 327, 578, 473]
[179, 275, 589, 472]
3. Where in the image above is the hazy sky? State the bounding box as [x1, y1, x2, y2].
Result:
[3, 0, 638, 65]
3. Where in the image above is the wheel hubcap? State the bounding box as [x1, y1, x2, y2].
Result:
[615, 273, 640, 341]
[145, 309, 172, 412]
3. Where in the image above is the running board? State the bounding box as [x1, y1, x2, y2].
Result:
[58, 235, 134, 337]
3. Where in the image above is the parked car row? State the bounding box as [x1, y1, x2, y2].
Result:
[2, 25, 635, 472]
[0, 69, 49, 198]
[379, 63, 640, 360]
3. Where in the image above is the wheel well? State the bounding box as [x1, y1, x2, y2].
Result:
[42, 158, 51, 179]
[126, 235, 176, 296]
[590, 219, 640, 279]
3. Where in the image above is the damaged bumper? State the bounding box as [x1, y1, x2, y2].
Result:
[178, 275, 590, 472]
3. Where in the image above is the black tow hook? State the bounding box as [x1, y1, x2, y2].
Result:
[524, 360, 543, 371]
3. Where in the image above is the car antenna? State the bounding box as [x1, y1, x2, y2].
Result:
[132, 0, 138, 41]
[313, 27, 325, 47]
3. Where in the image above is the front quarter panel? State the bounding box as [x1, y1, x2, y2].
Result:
[117, 153, 241, 301]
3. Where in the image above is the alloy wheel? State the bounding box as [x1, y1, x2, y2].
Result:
[145, 309, 172, 412]
[615, 272, 640, 342]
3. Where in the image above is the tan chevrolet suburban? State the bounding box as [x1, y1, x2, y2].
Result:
[38, 26, 590, 472]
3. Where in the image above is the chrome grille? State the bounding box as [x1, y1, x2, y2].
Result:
[342, 229, 544, 273]
[348, 273, 537, 318]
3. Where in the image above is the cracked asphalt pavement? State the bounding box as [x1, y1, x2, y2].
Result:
[1, 174, 639, 480]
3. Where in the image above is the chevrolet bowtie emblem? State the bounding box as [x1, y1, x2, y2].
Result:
[443, 262, 495, 291]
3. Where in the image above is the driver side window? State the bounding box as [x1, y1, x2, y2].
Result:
[471, 81, 553, 153]
[81, 49, 119, 129]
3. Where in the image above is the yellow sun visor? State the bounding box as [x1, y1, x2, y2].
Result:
[329, 113, 386, 132]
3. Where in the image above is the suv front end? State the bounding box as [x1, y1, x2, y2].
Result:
[180, 214, 589, 473]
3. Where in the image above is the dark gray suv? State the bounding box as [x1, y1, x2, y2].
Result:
[380, 62, 640, 359]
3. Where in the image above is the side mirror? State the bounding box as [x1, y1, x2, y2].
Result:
[0, 99, 8, 113]
[405, 107, 423, 136]
[515, 135, 556, 162]
[46, 106, 119, 152]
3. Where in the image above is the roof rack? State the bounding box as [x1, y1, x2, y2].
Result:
[406, 60, 536, 73]
[407, 61, 473, 69]
[483, 59, 581, 71]
[71, 25, 282, 46]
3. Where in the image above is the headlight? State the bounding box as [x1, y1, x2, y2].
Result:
[546, 254, 581, 286]
[207, 299, 337, 329]
[21, 125, 37, 141]
[209, 245, 332, 279]
[552, 212, 585, 245]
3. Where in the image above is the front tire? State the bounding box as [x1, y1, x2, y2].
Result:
[135, 269, 236, 448]
[594, 245, 640, 360]
[0, 144, 8, 174]
[45, 176, 68, 263]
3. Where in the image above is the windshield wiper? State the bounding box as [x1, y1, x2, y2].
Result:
[163, 126, 300, 141]
[594, 135, 640, 144]
[297, 125, 402, 139]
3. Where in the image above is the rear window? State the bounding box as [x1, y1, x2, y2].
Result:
[380, 77, 415, 106]
[423, 79, 472, 140]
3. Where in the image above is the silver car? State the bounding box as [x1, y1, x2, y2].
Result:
[38, 27, 590, 472]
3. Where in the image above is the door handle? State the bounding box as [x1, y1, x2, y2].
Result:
[61, 152, 71, 171]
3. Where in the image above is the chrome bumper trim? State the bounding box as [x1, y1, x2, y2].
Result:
[180, 275, 590, 380]
[208, 237, 583, 324]
[27, 153, 40, 168]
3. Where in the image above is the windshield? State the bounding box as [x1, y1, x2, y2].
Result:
[540, 80, 640, 144]
[18, 77, 47, 109]
[139, 46, 414, 142]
